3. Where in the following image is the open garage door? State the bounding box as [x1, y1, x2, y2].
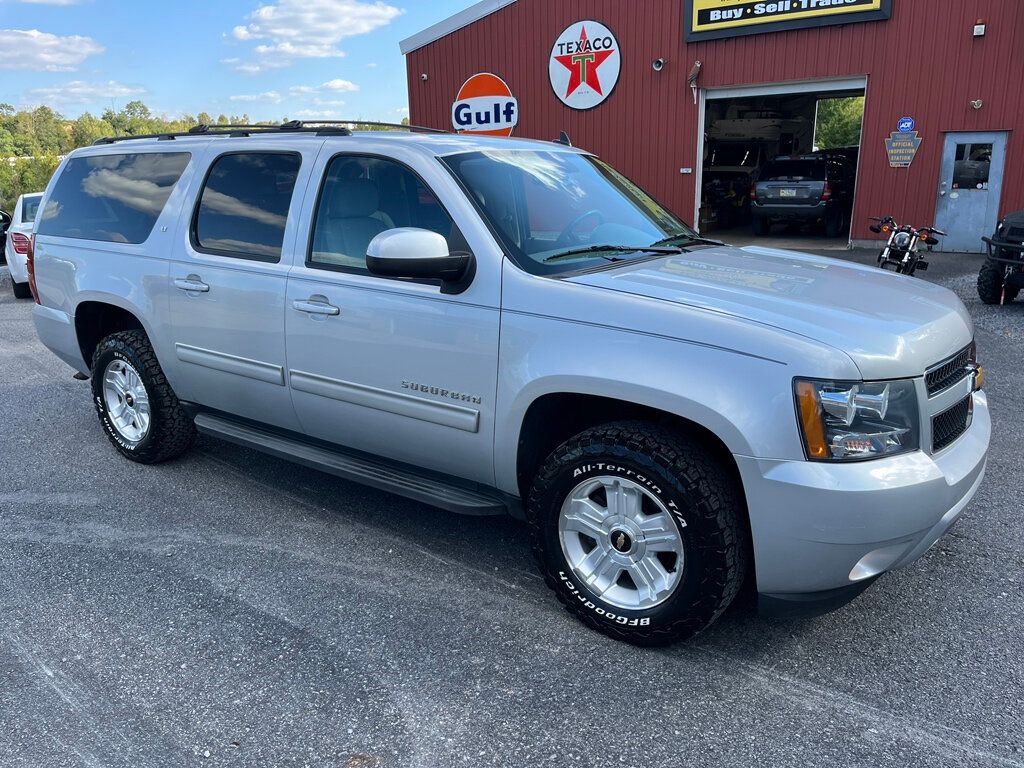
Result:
[697, 77, 867, 250]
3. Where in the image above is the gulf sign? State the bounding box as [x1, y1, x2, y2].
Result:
[451, 73, 518, 137]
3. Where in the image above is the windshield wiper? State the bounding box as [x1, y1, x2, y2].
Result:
[650, 233, 725, 248]
[543, 244, 682, 264]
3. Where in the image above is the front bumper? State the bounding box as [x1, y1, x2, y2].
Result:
[736, 391, 990, 602]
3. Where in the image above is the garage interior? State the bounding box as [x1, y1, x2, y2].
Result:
[699, 82, 866, 249]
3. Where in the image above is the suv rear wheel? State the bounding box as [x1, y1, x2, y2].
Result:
[90, 330, 196, 463]
[527, 421, 748, 645]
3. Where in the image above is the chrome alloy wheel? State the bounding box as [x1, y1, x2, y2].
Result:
[558, 476, 685, 610]
[102, 359, 151, 444]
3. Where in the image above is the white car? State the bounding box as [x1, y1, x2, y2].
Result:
[5, 192, 42, 298]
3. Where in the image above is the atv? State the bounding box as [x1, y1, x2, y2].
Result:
[979, 211, 1024, 305]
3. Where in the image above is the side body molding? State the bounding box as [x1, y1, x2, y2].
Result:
[289, 370, 481, 433]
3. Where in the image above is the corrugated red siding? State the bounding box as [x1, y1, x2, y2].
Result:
[407, 0, 1024, 239]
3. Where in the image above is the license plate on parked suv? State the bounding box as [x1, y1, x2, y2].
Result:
[780, 189, 798, 198]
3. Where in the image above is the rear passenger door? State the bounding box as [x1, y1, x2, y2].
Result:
[284, 151, 501, 485]
[168, 141, 321, 431]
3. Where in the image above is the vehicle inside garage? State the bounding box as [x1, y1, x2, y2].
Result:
[700, 85, 865, 247]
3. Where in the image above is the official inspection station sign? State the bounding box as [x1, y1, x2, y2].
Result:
[685, 0, 893, 41]
[885, 131, 922, 168]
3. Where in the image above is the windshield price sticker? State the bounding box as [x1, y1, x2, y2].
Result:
[686, 0, 892, 41]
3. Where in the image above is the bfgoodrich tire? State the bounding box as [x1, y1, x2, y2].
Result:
[90, 330, 196, 464]
[11, 280, 31, 299]
[527, 421, 749, 646]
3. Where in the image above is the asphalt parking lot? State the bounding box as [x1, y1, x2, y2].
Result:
[1, 249, 1022, 768]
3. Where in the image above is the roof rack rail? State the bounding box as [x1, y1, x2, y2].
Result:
[93, 119, 448, 145]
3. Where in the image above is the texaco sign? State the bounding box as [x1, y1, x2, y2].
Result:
[549, 20, 621, 110]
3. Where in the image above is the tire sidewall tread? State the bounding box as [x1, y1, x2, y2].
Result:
[527, 421, 748, 646]
[90, 329, 195, 464]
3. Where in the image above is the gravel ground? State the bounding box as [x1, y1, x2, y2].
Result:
[1, 250, 1022, 768]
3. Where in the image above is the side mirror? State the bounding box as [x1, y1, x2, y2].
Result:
[366, 228, 474, 292]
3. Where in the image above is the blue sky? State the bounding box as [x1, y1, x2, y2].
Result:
[0, 0, 473, 120]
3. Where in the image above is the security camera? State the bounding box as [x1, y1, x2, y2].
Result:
[652, 58, 666, 72]
[421, 73, 429, 82]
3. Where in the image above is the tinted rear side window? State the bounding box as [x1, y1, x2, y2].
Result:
[193, 152, 301, 263]
[759, 161, 826, 181]
[22, 196, 41, 223]
[37, 153, 190, 243]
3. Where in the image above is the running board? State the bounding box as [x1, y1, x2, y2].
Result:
[194, 413, 511, 517]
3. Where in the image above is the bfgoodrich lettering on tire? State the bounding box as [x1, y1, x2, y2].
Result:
[90, 329, 196, 464]
[527, 421, 748, 645]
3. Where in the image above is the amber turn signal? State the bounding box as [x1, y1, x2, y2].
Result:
[795, 381, 829, 460]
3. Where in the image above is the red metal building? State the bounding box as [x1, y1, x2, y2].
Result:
[402, 0, 1024, 252]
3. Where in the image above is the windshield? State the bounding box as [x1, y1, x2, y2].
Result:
[441, 150, 696, 275]
[22, 195, 42, 223]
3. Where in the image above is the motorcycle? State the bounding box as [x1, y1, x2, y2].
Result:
[870, 216, 946, 276]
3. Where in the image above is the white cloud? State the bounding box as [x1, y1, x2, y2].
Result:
[24, 80, 144, 106]
[227, 0, 401, 73]
[0, 28, 103, 71]
[287, 78, 358, 96]
[229, 90, 283, 104]
[290, 108, 342, 119]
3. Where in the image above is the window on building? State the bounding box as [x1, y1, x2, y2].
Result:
[309, 155, 459, 272]
[193, 152, 301, 262]
[37, 153, 190, 244]
[952, 143, 992, 190]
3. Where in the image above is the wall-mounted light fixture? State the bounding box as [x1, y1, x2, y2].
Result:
[973, 19, 986, 37]
[970, 99, 984, 110]
[652, 58, 666, 72]
[421, 73, 429, 82]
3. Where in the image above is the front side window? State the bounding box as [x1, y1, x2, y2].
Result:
[441, 150, 695, 275]
[309, 155, 459, 272]
[21, 195, 41, 223]
[37, 152, 190, 244]
[194, 152, 301, 262]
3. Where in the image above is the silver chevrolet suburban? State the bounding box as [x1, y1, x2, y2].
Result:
[28, 123, 989, 644]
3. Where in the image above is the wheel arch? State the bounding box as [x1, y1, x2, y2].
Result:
[74, 296, 151, 369]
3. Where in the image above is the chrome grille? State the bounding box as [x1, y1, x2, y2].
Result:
[932, 395, 972, 452]
[926, 346, 973, 397]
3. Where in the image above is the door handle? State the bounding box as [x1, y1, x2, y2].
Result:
[174, 276, 210, 293]
[293, 297, 340, 316]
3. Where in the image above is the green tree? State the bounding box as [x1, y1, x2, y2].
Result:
[72, 112, 113, 146]
[815, 96, 865, 150]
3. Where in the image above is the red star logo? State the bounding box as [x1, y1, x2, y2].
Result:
[554, 26, 615, 99]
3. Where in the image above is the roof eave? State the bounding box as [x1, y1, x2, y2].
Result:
[399, 0, 518, 55]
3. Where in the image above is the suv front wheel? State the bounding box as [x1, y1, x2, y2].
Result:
[90, 329, 196, 463]
[527, 421, 749, 645]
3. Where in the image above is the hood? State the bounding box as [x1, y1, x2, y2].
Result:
[567, 245, 973, 380]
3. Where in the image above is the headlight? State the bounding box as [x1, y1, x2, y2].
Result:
[893, 231, 912, 248]
[794, 378, 920, 461]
